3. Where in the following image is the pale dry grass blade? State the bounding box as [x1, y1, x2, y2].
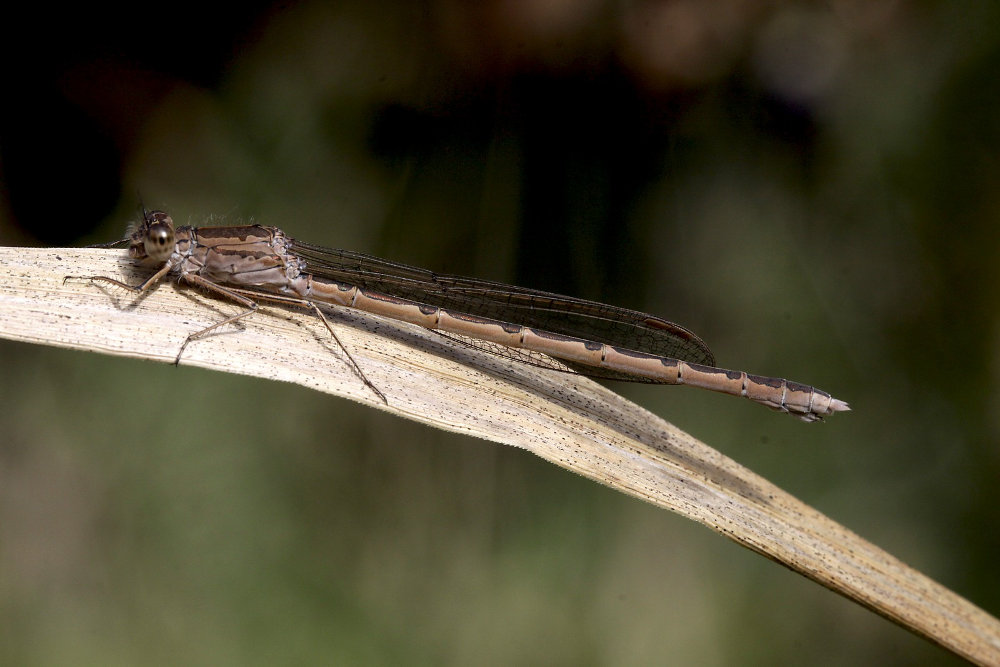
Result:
[1, 245, 998, 664]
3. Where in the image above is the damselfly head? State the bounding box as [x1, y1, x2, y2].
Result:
[128, 209, 176, 262]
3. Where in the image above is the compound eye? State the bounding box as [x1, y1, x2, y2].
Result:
[144, 222, 175, 261]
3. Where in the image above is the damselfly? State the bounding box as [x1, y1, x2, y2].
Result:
[73, 210, 849, 421]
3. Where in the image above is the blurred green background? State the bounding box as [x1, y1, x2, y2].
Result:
[1, 1, 998, 664]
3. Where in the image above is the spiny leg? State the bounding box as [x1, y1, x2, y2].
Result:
[172, 274, 261, 365]
[222, 287, 388, 405]
[65, 268, 261, 364]
[64, 262, 173, 295]
[66, 267, 387, 403]
[301, 300, 388, 404]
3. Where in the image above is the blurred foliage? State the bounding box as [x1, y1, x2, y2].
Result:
[1, 0, 998, 664]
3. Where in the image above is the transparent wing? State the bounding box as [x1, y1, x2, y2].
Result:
[290, 240, 715, 366]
